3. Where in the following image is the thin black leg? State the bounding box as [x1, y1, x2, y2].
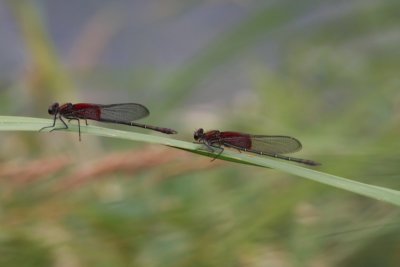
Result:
[195, 141, 224, 161]
[49, 115, 68, 132]
[39, 113, 57, 132]
[202, 142, 216, 153]
[210, 146, 224, 162]
[203, 142, 224, 162]
[67, 118, 82, 141]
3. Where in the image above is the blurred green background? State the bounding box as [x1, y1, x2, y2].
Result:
[1, 0, 400, 266]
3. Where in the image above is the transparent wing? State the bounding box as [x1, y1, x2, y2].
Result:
[98, 103, 149, 122]
[248, 135, 302, 154]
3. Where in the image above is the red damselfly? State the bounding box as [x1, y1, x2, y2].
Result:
[40, 102, 177, 141]
[194, 128, 320, 166]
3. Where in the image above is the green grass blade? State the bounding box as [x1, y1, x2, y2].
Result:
[1, 116, 400, 206]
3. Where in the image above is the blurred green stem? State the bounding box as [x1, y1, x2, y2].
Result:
[8, 0, 74, 106]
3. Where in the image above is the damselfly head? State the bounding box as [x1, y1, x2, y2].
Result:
[194, 128, 205, 141]
[48, 102, 60, 115]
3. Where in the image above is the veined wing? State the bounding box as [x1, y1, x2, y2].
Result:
[247, 135, 302, 154]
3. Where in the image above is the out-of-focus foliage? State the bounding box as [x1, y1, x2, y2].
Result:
[1, 0, 400, 266]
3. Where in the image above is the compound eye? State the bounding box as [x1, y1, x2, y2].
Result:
[48, 102, 59, 115]
[194, 128, 204, 140]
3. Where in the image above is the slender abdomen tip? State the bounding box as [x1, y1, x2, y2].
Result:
[167, 129, 178, 134]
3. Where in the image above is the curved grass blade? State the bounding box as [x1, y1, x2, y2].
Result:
[1, 115, 400, 206]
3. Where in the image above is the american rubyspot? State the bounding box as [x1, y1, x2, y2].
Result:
[194, 128, 320, 166]
[39, 102, 177, 141]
